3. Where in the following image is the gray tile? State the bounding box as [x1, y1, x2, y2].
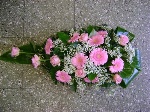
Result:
[22, 86, 76, 112]
[0, 89, 22, 112]
[21, 86, 150, 112]
[0, 61, 23, 88]
[0, 0, 24, 37]
[75, 0, 150, 32]
[0, 38, 33, 88]
[24, 0, 74, 38]
[22, 65, 52, 88]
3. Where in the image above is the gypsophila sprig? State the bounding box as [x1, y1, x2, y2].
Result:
[0, 25, 141, 92]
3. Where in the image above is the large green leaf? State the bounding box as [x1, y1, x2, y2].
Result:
[120, 68, 139, 88]
[53, 47, 64, 59]
[20, 43, 35, 53]
[131, 49, 141, 71]
[0, 51, 32, 64]
[87, 25, 94, 34]
[57, 32, 70, 44]
[87, 73, 97, 81]
[0, 44, 35, 64]
[71, 79, 77, 92]
[115, 26, 135, 42]
[89, 29, 97, 37]
[119, 49, 141, 88]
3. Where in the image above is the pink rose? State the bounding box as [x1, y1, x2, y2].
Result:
[84, 77, 99, 83]
[75, 69, 86, 78]
[109, 58, 124, 73]
[90, 48, 108, 66]
[71, 53, 88, 69]
[56, 71, 71, 83]
[11, 47, 20, 57]
[88, 34, 104, 46]
[79, 33, 88, 42]
[97, 31, 108, 37]
[44, 38, 53, 54]
[31, 54, 40, 68]
[119, 35, 129, 46]
[68, 32, 80, 43]
[50, 55, 60, 67]
[113, 74, 122, 84]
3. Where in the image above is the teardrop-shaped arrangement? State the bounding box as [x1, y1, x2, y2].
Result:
[0, 25, 141, 92]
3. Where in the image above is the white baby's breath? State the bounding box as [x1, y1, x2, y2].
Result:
[124, 43, 135, 63]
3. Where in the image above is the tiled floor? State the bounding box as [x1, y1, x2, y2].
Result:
[0, 0, 150, 112]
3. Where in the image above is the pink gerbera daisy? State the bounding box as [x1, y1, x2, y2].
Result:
[56, 71, 71, 83]
[11, 47, 20, 57]
[44, 38, 53, 54]
[31, 54, 40, 68]
[71, 53, 88, 69]
[68, 32, 80, 43]
[75, 69, 86, 78]
[90, 48, 108, 66]
[119, 35, 129, 46]
[113, 74, 122, 84]
[88, 34, 104, 46]
[97, 31, 108, 38]
[109, 58, 124, 73]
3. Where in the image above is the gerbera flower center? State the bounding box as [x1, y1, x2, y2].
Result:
[96, 54, 101, 59]
[61, 75, 65, 80]
[77, 57, 83, 63]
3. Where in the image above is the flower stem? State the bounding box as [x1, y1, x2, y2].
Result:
[40, 59, 50, 62]
[20, 51, 42, 55]
[20, 52, 35, 54]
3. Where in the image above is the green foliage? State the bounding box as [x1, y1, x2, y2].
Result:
[53, 47, 64, 59]
[89, 29, 97, 37]
[0, 51, 32, 64]
[87, 73, 97, 81]
[57, 32, 70, 44]
[0, 25, 141, 91]
[0, 43, 35, 64]
[101, 82, 113, 87]
[71, 79, 78, 92]
[115, 26, 135, 42]
[119, 49, 141, 88]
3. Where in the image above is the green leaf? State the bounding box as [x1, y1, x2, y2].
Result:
[119, 49, 141, 88]
[71, 79, 77, 92]
[57, 32, 70, 44]
[87, 73, 97, 81]
[53, 47, 64, 60]
[87, 25, 95, 34]
[49, 66, 61, 83]
[19, 43, 34, 53]
[120, 68, 139, 88]
[131, 49, 141, 71]
[115, 26, 135, 42]
[0, 51, 32, 64]
[89, 29, 97, 37]
[101, 82, 112, 87]
[0, 44, 35, 64]
[30, 41, 43, 53]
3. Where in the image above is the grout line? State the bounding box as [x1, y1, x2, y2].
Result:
[1, 37, 30, 38]
[23, 0, 25, 38]
[74, 0, 76, 30]
[22, 0, 25, 106]
[0, 88, 23, 89]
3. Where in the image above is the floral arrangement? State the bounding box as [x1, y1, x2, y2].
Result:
[0, 25, 141, 92]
